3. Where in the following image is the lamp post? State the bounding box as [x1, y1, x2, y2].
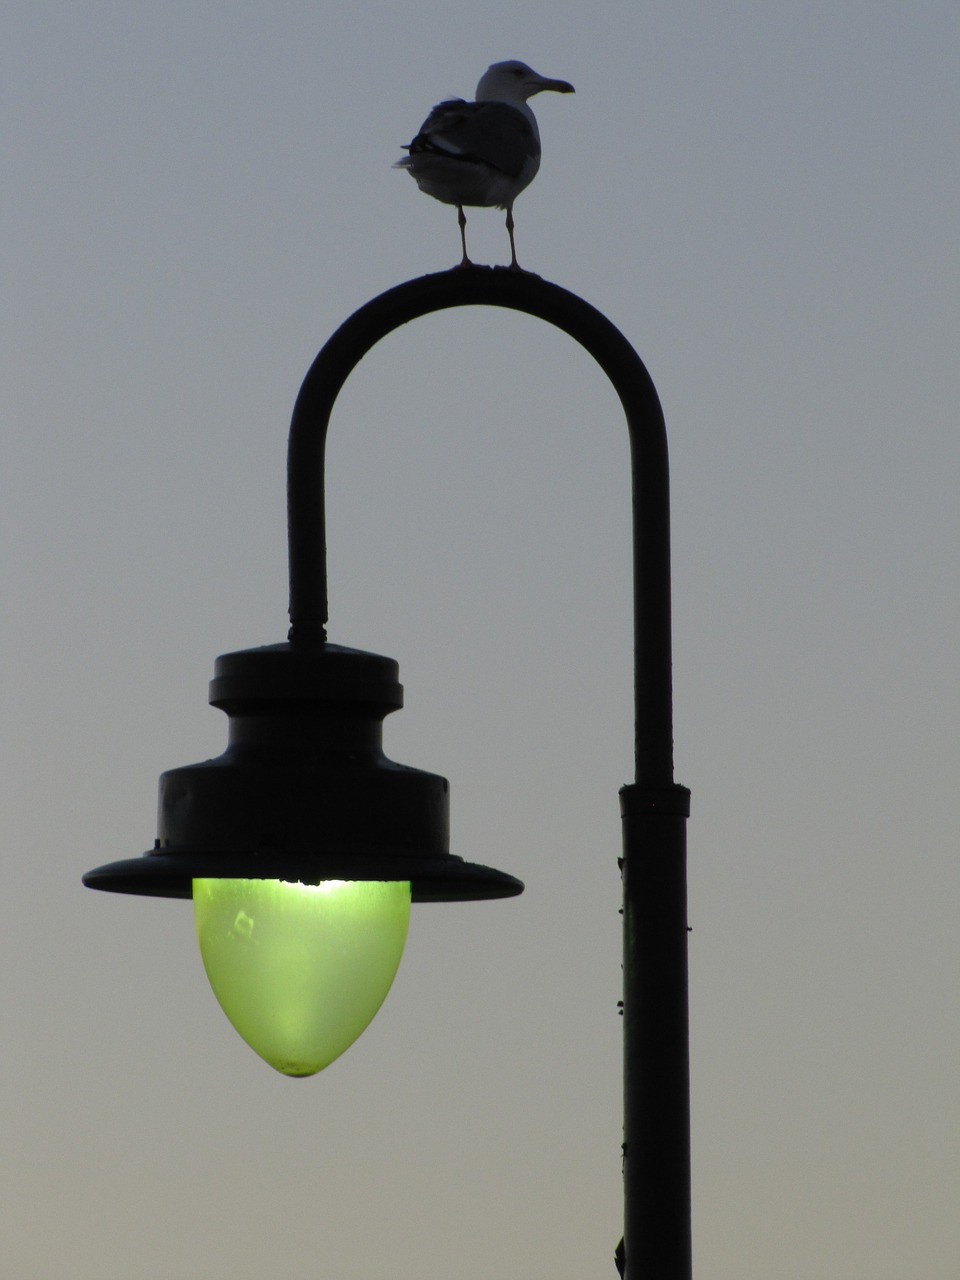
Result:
[84, 268, 692, 1280]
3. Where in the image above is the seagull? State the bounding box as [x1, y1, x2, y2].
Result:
[396, 60, 574, 270]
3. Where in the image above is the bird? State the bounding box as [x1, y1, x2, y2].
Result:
[396, 60, 574, 271]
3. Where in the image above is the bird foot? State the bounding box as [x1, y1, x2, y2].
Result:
[492, 262, 540, 277]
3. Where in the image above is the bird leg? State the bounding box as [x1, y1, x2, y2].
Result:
[456, 205, 472, 268]
[505, 207, 521, 270]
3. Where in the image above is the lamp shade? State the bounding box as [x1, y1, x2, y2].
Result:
[82, 640, 523, 901]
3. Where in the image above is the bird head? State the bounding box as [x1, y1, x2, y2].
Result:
[476, 61, 575, 104]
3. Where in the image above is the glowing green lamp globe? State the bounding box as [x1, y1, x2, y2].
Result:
[193, 878, 411, 1076]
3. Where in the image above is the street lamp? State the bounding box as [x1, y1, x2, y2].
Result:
[83, 268, 692, 1280]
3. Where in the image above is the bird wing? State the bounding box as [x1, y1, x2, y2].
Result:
[405, 100, 536, 178]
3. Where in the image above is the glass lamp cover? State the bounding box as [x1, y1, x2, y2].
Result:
[193, 878, 411, 1076]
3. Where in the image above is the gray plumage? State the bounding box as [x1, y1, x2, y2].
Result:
[396, 60, 574, 270]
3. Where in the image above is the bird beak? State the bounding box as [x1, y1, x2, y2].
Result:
[538, 77, 575, 95]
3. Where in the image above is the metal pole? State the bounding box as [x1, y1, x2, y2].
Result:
[287, 269, 692, 1279]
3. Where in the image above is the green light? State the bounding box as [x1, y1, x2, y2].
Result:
[193, 878, 411, 1077]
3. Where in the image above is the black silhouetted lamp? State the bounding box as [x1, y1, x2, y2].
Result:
[83, 270, 692, 1280]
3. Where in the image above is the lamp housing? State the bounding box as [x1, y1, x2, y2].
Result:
[82, 640, 523, 902]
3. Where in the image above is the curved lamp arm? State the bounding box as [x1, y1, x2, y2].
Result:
[289, 269, 673, 784]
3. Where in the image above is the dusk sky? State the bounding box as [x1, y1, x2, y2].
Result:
[5, 4, 959, 1278]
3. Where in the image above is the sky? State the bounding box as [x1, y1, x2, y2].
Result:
[3, 2, 959, 1278]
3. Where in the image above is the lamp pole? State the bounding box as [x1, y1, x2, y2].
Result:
[286, 270, 692, 1280]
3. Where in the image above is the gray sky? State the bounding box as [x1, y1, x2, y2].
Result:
[4, 3, 959, 1278]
